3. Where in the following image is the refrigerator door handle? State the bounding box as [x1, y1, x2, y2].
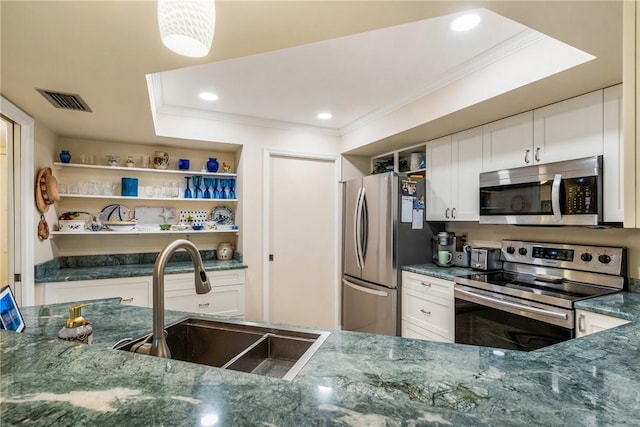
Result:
[361, 189, 368, 263]
[354, 187, 364, 269]
[343, 279, 389, 297]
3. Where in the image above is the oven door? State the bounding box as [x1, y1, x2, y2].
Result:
[454, 284, 574, 351]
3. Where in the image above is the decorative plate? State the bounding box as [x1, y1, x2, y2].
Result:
[135, 207, 177, 225]
[100, 204, 131, 223]
[58, 211, 93, 222]
[210, 206, 234, 225]
[179, 210, 208, 224]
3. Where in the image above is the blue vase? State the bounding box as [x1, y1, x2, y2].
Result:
[59, 150, 71, 163]
[206, 157, 219, 173]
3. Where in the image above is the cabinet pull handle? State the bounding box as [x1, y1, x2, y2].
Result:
[198, 303, 210, 309]
[534, 147, 540, 162]
[451, 208, 456, 219]
[524, 149, 530, 164]
[445, 208, 450, 219]
[122, 298, 134, 303]
[420, 282, 432, 287]
[578, 313, 586, 333]
[420, 309, 431, 316]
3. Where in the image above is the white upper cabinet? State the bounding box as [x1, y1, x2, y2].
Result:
[533, 90, 604, 164]
[603, 84, 624, 223]
[482, 111, 534, 172]
[426, 126, 482, 221]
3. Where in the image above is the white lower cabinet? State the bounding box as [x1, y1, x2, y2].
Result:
[40, 277, 152, 307]
[37, 269, 246, 317]
[401, 271, 454, 343]
[164, 270, 245, 317]
[575, 309, 630, 337]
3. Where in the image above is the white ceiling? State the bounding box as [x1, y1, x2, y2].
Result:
[0, 1, 623, 154]
[154, 8, 541, 133]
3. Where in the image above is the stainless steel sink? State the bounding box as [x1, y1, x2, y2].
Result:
[113, 316, 330, 380]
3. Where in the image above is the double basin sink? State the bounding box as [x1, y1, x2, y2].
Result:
[114, 316, 331, 381]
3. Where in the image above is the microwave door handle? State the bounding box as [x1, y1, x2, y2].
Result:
[551, 174, 562, 223]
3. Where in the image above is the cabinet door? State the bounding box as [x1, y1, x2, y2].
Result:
[426, 136, 453, 221]
[42, 277, 151, 307]
[575, 309, 630, 337]
[165, 285, 245, 317]
[603, 84, 624, 223]
[533, 90, 604, 164]
[482, 111, 534, 171]
[451, 126, 483, 221]
[401, 272, 454, 342]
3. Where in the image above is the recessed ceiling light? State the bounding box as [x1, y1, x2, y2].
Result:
[317, 112, 332, 120]
[199, 92, 218, 101]
[450, 14, 481, 32]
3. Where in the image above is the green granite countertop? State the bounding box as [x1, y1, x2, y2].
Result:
[2, 295, 640, 426]
[402, 263, 476, 281]
[35, 259, 247, 283]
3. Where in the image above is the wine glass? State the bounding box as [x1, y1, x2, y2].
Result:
[229, 179, 236, 199]
[184, 176, 192, 199]
[193, 175, 203, 199]
[203, 178, 212, 199]
[215, 178, 223, 199]
[222, 179, 230, 199]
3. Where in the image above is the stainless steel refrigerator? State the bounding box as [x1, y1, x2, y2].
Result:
[342, 172, 438, 336]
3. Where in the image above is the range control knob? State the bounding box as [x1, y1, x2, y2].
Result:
[580, 253, 593, 262]
[506, 246, 515, 254]
[518, 247, 528, 256]
[598, 254, 612, 264]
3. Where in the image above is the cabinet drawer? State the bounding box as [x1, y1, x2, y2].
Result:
[402, 287, 453, 340]
[166, 284, 245, 317]
[41, 277, 151, 307]
[402, 320, 452, 343]
[165, 269, 246, 292]
[402, 271, 454, 300]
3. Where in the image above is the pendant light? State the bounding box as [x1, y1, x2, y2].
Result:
[157, 0, 216, 58]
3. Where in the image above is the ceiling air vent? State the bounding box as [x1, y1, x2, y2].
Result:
[36, 89, 92, 112]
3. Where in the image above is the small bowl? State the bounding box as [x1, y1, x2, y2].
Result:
[58, 220, 86, 232]
[106, 155, 120, 167]
[191, 224, 204, 231]
[104, 221, 136, 232]
[159, 224, 172, 231]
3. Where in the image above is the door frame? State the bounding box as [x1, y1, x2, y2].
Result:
[1, 96, 35, 307]
[262, 148, 341, 327]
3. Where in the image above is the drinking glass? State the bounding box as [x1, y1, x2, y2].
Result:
[193, 176, 203, 199]
[221, 179, 230, 199]
[184, 177, 192, 199]
[229, 179, 236, 199]
[203, 178, 212, 199]
[214, 178, 223, 199]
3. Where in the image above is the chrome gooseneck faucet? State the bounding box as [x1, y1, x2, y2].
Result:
[151, 239, 211, 358]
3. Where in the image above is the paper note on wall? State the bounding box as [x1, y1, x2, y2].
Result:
[401, 196, 413, 222]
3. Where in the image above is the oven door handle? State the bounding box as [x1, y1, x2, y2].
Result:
[551, 173, 562, 223]
[455, 288, 568, 320]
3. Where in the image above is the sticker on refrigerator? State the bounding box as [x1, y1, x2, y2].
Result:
[401, 196, 413, 223]
[401, 180, 417, 196]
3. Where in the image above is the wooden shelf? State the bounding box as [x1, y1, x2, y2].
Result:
[59, 194, 237, 202]
[53, 162, 237, 178]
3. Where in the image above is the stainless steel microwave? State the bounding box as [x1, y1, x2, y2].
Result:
[479, 156, 603, 226]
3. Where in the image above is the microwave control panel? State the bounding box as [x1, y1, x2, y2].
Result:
[564, 176, 597, 214]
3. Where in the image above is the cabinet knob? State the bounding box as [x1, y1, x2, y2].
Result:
[420, 309, 431, 316]
[534, 147, 541, 162]
[524, 149, 530, 164]
[451, 208, 456, 219]
[420, 282, 432, 287]
[445, 208, 450, 219]
[578, 313, 586, 333]
[198, 303, 210, 309]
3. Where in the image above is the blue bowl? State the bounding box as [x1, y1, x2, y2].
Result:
[191, 224, 204, 231]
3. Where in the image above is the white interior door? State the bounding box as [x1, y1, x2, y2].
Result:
[265, 151, 339, 329]
[0, 117, 11, 290]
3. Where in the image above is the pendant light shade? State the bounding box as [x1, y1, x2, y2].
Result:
[158, 0, 216, 58]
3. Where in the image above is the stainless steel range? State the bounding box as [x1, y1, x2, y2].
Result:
[454, 240, 625, 351]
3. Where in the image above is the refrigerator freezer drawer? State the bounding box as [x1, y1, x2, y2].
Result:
[342, 277, 397, 336]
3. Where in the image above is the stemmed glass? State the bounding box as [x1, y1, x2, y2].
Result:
[222, 179, 230, 199]
[203, 178, 212, 199]
[215, 178, 223, 199]
[184, 176, 192, 199]
[193, 176, 203, 199]
[229, 179, 236, 199]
